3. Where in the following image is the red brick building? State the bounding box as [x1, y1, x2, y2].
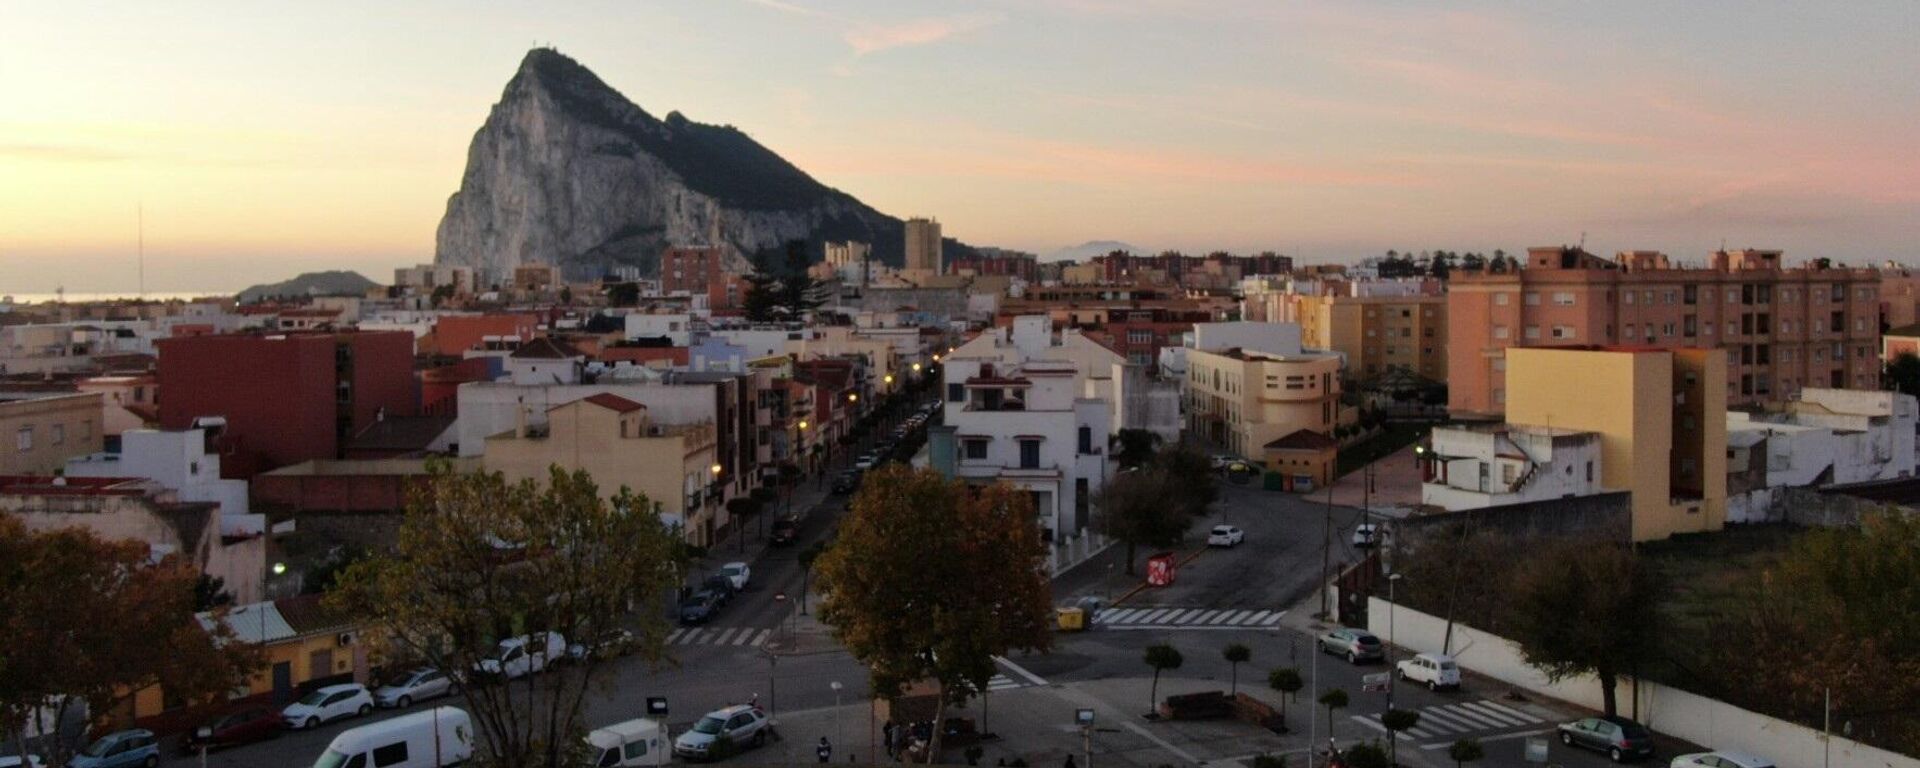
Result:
[426, 313, 539, 357]
[155, 331, 419, 478]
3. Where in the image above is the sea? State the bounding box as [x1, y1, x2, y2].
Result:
[1, 291, 235, 305]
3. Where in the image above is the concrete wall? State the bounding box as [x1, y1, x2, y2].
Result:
[1367, 597, 1918, 768]
[1395, 492, 1632, 551]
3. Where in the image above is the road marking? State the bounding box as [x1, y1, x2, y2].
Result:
[994, 655, 1049, 686]
[1414, 707, 1480, 732]
[731, 630, 753, 646]
[667, 628, 687, 643]
[1120, 720, 1200, 763]
[986, 674, 1024, 692]
[1206, 610, 1237, 624]
[1098, 608, 1139, 624]
[1164, 609, 1199, 623]
[1433, 704, 1506, 730]
[1351, 715, 1388, 735]
[1138, 609, 1173, 623]
[1239, 610, 1274, 625]
[1457, 700, 1533, 727]
[714, 628, 739, 645]
[1420, 728, 1551, 750]
[1466, 699, 1539, 724]
[1221, 610, 1253, 624]
[750, 629, 771, 646]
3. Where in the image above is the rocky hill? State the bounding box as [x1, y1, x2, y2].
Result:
[434, 49, 970, 280]
[236, 270, 378, 303]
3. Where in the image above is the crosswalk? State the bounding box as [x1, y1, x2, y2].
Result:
[1091, 607, 1284, 630]
[665, 626, 774, 647]
[986, 674, 1023, 692]
[1350, 699, 1547, 744]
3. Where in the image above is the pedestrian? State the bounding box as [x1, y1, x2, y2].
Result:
[818, 737, 832, 764]
[882, 720, 896, 758]
[1064, 754, 1077, 768]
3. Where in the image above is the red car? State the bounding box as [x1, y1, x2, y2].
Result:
[181, 706, 282, 753]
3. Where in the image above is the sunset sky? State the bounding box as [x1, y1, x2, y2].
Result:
[2, 1, 1916, 293]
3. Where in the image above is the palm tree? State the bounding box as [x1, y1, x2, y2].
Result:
[1267, 668, 1302, 724]
[1449, 738, 1485, 768]
[1143, 644, 1184, 716]
[1222, 643, 1251, 695]
[1382, 708, 1421, 766]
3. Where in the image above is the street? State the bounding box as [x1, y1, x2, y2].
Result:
[191, 463, 1698, 768]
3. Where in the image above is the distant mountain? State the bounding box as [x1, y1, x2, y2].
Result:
[434, 49, 974, 280]
[237, 271, 377, 303]
[1045, 240, 1150, 262]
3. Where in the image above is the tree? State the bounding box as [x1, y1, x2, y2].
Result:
[742, 248, 784, 323]
[1343, 741, 1390, 768]
[0, 517, 258, 768]
[1449, 738, 1485, 768]
[796, 540, 827, 614]
[1143, 644, 1183, 715]
[604, 282, 639, 307]
[1503, 540, 1661, 716]
[777, 239, 827, 321]
[1381, 708, 1421, 766]
[1113, 428, 1160, 470]
[1460, 253, 1486, 272]
[1222, 643, 1251, 695]
[331, 463, 685, 768]
[1267, 668, 1302, 722]
[1092, 465, 1191, 575]
[1887, 353, 1920, 396]
[193, 573, 234, 611]
[1156, 445, 1218, 514]
[813, 467, 1054, 762]
[1317, 688, 1348, 736]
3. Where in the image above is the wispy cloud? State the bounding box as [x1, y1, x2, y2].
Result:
[743, 0, 835, 21]
[0, 143, 131, 163]
[844, 12, 1005, 57]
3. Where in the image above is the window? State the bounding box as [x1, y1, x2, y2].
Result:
[1552, 292, 1575, 306]
[1077, 426, 1093, 454]
[372, 743, 409, 767]
[1684, 315, 1697, 336]
[1551, 326, 1575, 339]
[50, 424, 64, 446]
[624, 740, 650, 760]
[1524, 325, 1541, 340]
[15, 427, 30, 453]
[947, 383, 964, 402]
[1624, 291, 1636, 305]
[1491, 325, 1509, 340]
[1524, 292, 1540, 306]
[1018, 439, 1041, 469]
[1585, 461, 1594, 482]
[1502, 463, 1517, 484]
[1623, 325, 1637, 340]
[963, 439, 988, 460]
[1494, 293, 1510, 306]
[1684, 285, 1697, 304]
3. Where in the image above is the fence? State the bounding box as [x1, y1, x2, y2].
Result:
[1365, 597, 1918, 768]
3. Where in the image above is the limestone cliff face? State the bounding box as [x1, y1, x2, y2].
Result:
[434, 49, 933, 281]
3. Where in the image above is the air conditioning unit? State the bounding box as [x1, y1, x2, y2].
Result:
[337, 632, 356, 647]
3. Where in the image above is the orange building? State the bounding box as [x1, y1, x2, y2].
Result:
[425, 313, 540, 357]
[1447, 247, 1881, 420]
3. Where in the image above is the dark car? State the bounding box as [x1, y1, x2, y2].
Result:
[701, 574, 738, 605]
[1558, 716, 1656, 763]
[679, 590, 722, 625]
[769, 518, 800, 546]
[182, 706, 281, 753]
[831, 471, 861, 495]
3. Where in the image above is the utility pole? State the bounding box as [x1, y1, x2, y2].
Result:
[1319, 482, 1333, 618]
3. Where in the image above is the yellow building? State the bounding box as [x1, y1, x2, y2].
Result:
[1184, 347, 1343, 459]
[1505, 346, 1726, 541]
[1293, 294, 1448, 382]
[483, 393, 722, 545]
[0, 392, 103, 475]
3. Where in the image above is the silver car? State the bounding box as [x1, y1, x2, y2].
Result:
[1317, 628, 1385, 664]
[373, 667, 451, 709]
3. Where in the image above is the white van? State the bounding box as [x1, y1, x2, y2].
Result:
[473, 632, 567, 680]
[312, 707, 473, 768]
[585, 718, 667, 767]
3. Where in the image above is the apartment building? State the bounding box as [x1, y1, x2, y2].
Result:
[1448, 247, 1881, 419]
[1421, 424, 1603, 511]
[1503, 346, 1727, 541]
[904, 217, 942, 274]
[1183, 343, 1342, 459]
[1286, 293, 1448, 382]
[0, 391, 104, 474]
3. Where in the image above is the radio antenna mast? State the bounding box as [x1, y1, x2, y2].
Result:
[138, 203, 146, 300]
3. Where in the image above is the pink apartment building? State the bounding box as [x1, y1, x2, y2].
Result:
[1448, 247, 1882, 420]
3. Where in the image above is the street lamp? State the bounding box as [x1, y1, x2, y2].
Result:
[1387, 572, 1404, 710]
[883, 374, 894, 385]
[911, 362, 922, 373]
[830, 681, 844, 760]
[847, 392, 858, 402]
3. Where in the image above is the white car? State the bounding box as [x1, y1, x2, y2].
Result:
[474, 632, 567, 680]
[373, 667, 452, 709]
[281, 683, 374, 730]
[1671, 752, 1775, 768]
[1352, 523, 1390, 548]
[674, 705, 770, 760]
[1209, 454, 1239, 470]
[720, 562, 751, 590]
[1206, 525, 1245, 547]
[1395, 652, 1462, 690]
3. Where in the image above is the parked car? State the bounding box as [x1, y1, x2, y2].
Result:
[282, 684, 375, 730]
[69, 729, 158, 768]
[374, 667, 453, 709]
[1317, 628, 1385, 664]
[182, 706, 282, 752]
[679, 590, 723, 625]
[0, 755, 44, 768]
[473, 632, 567, 680]
[1669, 752, 1774, 768]
[674, 705, 770, 760]
[1395, 652, 1461, 690]
[701, 574, 738, 606]
[854, 454, 879, 470]
[831, 472, 861, 495]
[586, 718, 668, 768]
[568, 628, 637, 662]
[1205, 525, 1246, 547]
[1352, 523, 1391, 548]
[770, 517, 800, 546]
[314, 707, 472, 768]
[1558, 716, 1656, 763]
[720, 561, 751, 590]
[1209, 454, 1240, 471]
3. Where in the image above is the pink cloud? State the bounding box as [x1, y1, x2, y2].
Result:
[844, 12, 1004, 57]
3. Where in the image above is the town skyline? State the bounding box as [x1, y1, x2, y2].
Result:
[4, 1, 1917, 292]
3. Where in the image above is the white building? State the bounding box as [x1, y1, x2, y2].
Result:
[1190, 321, 1307, 356]
[65, 427, 262, 536]
[1726, 388, 1918, 488]
[936, 316, 1115, 541]
[624, 313, 697, 346]
[1421, 424, 1604, 511]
